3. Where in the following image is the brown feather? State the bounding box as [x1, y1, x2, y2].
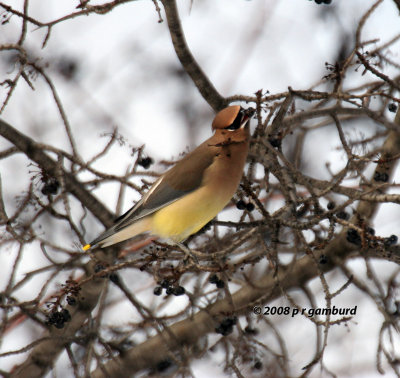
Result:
[212, 105, 241, 129]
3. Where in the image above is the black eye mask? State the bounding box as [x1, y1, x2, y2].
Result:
[225, 110, 244, 130]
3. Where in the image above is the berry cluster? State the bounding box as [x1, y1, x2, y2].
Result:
[236, 200, 255, 212]
[153, 279, 186, 296]
[209, 274, 225, 289]
[93, 262, 119, 283]
[41, 177, 60, 196]
[66, 295, 77, 306]
[215, 316, 237, 336]
[326, 201, 350, 220]
[374, 171, 389, 182]
[61, 279, 81, 306]
[384, 234, 398, 247]
[46, 308, 71, 329]
[346, 228, 397, 248]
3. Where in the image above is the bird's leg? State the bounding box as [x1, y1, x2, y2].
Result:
[176, 242, 199, 264]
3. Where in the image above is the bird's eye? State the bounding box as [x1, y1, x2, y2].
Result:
[225, 110, 244, 130]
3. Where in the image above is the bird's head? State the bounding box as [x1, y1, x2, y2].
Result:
[211, 105, 255, 144]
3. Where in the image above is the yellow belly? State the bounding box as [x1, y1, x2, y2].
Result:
[151, 186, 230, 242]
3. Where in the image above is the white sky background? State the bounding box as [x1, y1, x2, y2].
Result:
[0, 0, 400, 376]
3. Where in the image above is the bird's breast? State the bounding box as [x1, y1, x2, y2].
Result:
[151, 140, 249, 242]
[150, 185, 232, 242]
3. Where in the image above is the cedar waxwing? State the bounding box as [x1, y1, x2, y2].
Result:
[83, 105, 255, 251]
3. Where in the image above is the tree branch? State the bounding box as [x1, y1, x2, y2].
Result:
[0, 118, 113, 227]
[161, 0, 227, 111]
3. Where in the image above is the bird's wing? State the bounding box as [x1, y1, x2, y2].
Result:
[113, 141, 216, 232]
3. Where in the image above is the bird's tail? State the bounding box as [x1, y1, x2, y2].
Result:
[83, 217, 152, 251]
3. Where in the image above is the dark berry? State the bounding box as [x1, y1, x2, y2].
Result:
[156, 359, 172, 372]
[109, 273, 119, 284]
[216, 280, 225, 289]
[41, 184, 51, 195]
[215, 325, 228, 335]
[62, 309, 71, 322]
[57, 58, 78, 80]
[197, 221, 212, 233]
[173, 286, 185, 296]
[347, 229, 361, 246]
[327, 201, 335, 210]
[388, 103, 397, 113]
[209, 274, 219, 284]
[236, 200, 246, 210]
[160, 279, 170, 289]
[323, 0, 332, 3]
[367, 227, 375, 235]
[384, 235, 398, 247]
[94, 263, 106, 273]
[296, 204, 308, 217]
[268, 137, 281, 148]
[244, 326, 259, 335]
[49, 181, 59, 194]
[380, 173, 389, 182]
[66, 296, 76, 306]
[246, 202, 255, 212]
[319, 254, 328, 264]
[153, 286, 162, 296]
[336, 211, 349, 220]
[41, 178, 60, 196]
[48, 311, 66, 328]
[54, 321, 65, 329]
[49, 313, 57, 323]
[138, 157, 153, 169]
[221, 316, 237, 327]
[165, 287, 174, 295]
[253, 360, 263, 370]
[215, 316, 237, 336]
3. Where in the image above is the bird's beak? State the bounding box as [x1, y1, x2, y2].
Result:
[240, 107, 256, 128]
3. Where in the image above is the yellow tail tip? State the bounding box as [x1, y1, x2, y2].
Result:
[82, 244, 91, 251]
